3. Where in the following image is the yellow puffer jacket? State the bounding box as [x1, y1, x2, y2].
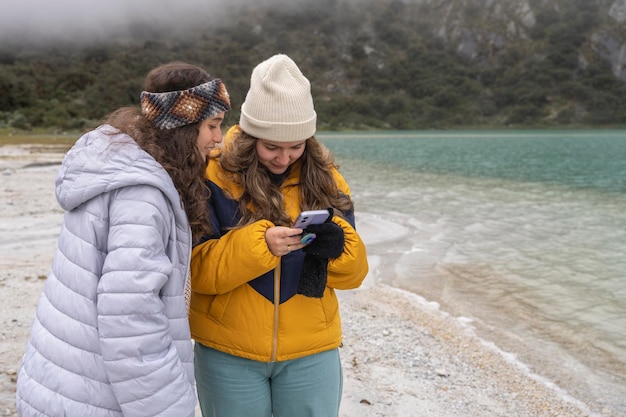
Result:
[189, 135, 368, 363]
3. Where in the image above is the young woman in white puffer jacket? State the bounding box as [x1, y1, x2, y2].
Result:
[15, 61, 230, 417]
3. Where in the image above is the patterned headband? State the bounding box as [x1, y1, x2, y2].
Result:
[140, 79, 231, 130]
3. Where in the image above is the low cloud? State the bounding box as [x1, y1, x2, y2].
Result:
[0, 0, 293, 44]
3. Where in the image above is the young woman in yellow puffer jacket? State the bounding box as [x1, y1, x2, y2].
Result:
[189, 54, 369, 417]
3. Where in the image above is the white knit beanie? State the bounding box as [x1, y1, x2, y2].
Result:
[239, 54, 317, 142]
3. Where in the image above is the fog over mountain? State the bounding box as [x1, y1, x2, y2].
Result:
[2, 0, 626, 130]
[0, 0, 299, 44]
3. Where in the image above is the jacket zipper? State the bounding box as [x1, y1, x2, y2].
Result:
[271, 261, 281, 362]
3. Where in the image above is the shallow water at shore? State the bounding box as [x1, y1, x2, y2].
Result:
[320, 130, 626, 415]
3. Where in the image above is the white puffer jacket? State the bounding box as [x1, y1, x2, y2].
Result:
[16, 125, 196, 417]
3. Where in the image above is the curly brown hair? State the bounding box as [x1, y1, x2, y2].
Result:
[218, 130, 354, 227]
[102, 61, 216, 243]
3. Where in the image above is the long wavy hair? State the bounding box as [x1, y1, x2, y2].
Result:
[218, 130, 354, 227]
[102, 61, 214, 242]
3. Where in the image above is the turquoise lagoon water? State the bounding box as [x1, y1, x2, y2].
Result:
[318, 130, 626, 416]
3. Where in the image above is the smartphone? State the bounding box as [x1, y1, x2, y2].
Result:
[294, 209, 330, 229]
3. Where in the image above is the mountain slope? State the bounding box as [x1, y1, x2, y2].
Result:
[1, 0, 625, 130]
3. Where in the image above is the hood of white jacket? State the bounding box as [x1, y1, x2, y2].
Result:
[56, 125, 182, 217]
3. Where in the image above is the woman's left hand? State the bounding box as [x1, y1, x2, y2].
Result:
[265, 226, 305, 257]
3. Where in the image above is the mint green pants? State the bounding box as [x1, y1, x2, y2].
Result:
[194, 343, 343, 417]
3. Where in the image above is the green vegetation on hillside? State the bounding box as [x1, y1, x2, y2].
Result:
[1, 0, 625, 131]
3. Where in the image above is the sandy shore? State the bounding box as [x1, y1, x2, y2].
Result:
[0, 144, 610, 417]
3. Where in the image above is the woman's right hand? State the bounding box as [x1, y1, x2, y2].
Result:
[265, 226, 305, 257]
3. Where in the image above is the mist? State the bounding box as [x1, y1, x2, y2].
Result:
[0, 0, 301, 45]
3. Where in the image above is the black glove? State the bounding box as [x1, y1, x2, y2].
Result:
[297, 213, 345, 298]
[297, 254, 328, 298]
[302, 222, 345, 259]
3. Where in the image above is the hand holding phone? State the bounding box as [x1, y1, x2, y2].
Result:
[301, 222, 345, 259]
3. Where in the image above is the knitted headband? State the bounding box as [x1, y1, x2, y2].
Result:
[140, 79, 231, 130]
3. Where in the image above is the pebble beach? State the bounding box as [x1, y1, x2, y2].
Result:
[0, 144, 615, 417]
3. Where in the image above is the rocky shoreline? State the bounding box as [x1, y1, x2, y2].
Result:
[0, 144, 616, 417]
